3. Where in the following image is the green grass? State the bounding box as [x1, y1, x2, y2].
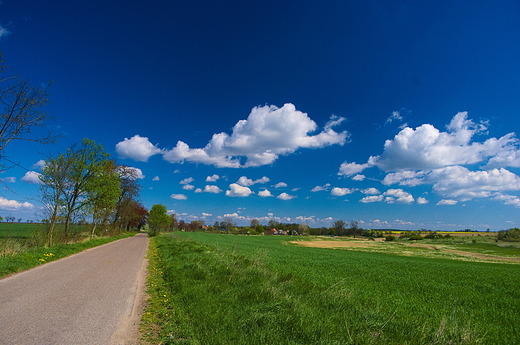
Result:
[0, 222, 41, 239]
[143, 233, 520, 345]
[0, 232, 134, 278]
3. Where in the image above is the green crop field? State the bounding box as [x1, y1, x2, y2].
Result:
[0, 222, 41, 239]
[143, 232, 520, 345]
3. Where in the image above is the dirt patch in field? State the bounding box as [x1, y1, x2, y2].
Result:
[292, 240, 375, 249]
[292, 240, 520, 263]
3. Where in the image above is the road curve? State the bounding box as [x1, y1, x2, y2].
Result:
[0, 233, 149, 345]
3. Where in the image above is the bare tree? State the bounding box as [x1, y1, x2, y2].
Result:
[0, 53, 60, 163]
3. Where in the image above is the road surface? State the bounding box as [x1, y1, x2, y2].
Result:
[0, 233, 149, 345]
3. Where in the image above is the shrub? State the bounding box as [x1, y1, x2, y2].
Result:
[409, 235, 423, 240]
[496, 228, 520, 242]
[385, 235, 396, 241]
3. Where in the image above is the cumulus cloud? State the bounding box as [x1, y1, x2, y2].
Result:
[128, 167, 145, 179]
[152, 176, 160, 181]
[492, 194, 520, 208]
[182, 184, 195, 190]
[0, 197, 33, 210]
[371, 112, 516, 172]
[206, 174, 220, 182]
[330, 187, 356, 196]
[226, 183, 253, 197]
[180, 177, 194, 184]
[171, 194, 187, 200]
[342, 112, 520, 207]
[417, 197, 429, 205]
[21, 171, 42, 184]
[258, 189, 273, 197]
[361, 188, 380, 195]
[236, 176, 270, 186]
[338, 162, 370, 177]
[383, 189, 414, 204]
[352, 174, 365, 181]
[278, 192, 296, 200]
[203, 185, 222, 194]
[32, 160, 46, 169]
[437, 199, 457, 205]
[202, 212, 213, 217]
[116, 135, 162, 162]
[311, 183, 330, 192]
[125, 104, 348, 168]
[360, 195, 384, 203]
[273, 182, 287, 188]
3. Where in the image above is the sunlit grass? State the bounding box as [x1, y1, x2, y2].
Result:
[142, 233, 520, 344]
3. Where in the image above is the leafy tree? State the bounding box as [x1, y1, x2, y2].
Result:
[147, 204, 171, 236]
[111, 165, 141, 230]
[40, 138, 120, 239]
[496, 228, 520, 242]
[298, 223, 309, 235]
[0, 53, 60, 166]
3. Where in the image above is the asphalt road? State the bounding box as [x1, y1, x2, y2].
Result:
[0, 233, 149, 345]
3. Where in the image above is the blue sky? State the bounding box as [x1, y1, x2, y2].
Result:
[0, 0, 519, 230]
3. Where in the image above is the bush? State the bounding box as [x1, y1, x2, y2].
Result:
[385, 235, 396, 241]
[496, 228, 520, 242]
[409, 235, 423, 240]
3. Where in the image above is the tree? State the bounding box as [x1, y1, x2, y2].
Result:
[147, 204, 171, 236]
[111, 165, 141, 230]
[298, 223, 309, 235]
[0, 53, 60, 164]
[332, 220, 346, 236]
[40, 138, 120, 239]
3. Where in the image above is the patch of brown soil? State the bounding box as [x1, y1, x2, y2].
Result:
[292, 240, 375, 249]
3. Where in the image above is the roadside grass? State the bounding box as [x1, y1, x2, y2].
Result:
[0, 222, 41, 239]
[0, 232, 134, 278]
[142, 233, 520, 344]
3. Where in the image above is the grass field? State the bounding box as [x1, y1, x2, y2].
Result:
[143, 233, 520, 345]
[0, 222, 41, 239]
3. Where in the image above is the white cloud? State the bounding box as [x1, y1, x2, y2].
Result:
[182, 184, 195, 190]
[161, 103, 348, 168]
[258, 189, 273, 197]
[370, 112, 516, 172]
[361, 188, 380, 195]
[311, 183, 330, 192]
[224, 212, 239, 218]
[437, 199, 457, 205]
[204, 185, 222, 194]
[202, 212, 212, 217]
[385, 110, 404, 125]
[338, 162, 370, 177]
[225, 183, 254, 197]
[171, 194, 187, 200]
[0, 197, 33, 210]
[32, 160, 46, 169]
[417, 197, 429, 205]
[0, 25, 10, 40]
[429, 167, 520, 201]
[278, 192, 296, 200]
[116, 135, 161, 162]
[21, 171, 42, 184]
[236, 176, 270, 186]
[194, 188, 203, 193]
[206, 174, 220, 182]
[180, 177, 194, 184]
[330, 187, 355, 196]
[152, 176, 160, 181]
[352, 174, 365, 181]
[0, 177, 16, 183]
[383, 189, 414, 204]
[360, 195, 384, 203]
[273, 182, 287, 188]
[492, 194, 520, 208]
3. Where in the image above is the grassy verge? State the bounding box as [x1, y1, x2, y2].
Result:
[142, 233, 520, 344]
[0, 232, 134, 278]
